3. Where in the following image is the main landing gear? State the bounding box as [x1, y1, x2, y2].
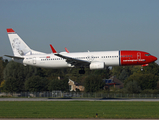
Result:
[79, 67, 85, 74]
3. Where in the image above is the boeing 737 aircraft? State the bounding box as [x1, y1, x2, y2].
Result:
[5, 28, 157, 74]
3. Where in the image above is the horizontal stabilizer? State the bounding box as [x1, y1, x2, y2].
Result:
[4, 55, 24, 59]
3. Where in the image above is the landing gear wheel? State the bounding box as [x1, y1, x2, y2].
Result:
[79, 70, 85, 74]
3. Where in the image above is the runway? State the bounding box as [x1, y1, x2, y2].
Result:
[0, 98, 159, 101]
[0, 118, 159, 120]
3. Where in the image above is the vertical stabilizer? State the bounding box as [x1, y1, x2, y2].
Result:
[6, 28, 45, 56]
[7, 28, 32, 56]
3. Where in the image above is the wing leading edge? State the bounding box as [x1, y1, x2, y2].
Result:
[50, 44, 90, 67]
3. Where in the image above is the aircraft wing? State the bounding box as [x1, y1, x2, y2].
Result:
[55, 53, 90, 67]
[50, 44, 90, 67]
[4, 55, 24, 59]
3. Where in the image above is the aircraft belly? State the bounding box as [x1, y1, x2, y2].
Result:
[104, 58, 119, 66]
[36, 60, 68, 68]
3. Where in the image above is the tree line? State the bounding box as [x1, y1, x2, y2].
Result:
[0, 57, 159, 93]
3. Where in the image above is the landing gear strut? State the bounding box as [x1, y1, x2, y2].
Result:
[79, 67, 85, 74]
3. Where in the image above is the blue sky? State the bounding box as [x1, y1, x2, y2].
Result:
[0, 0, 159, 64]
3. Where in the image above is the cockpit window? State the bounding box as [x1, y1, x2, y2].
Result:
[145, 54, 151, 56]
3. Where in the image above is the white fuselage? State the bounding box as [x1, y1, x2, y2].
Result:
[6, 28, 158, 72]
[16, 51, 119, 68]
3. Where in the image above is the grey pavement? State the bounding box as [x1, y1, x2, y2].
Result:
[0, 98, 159, 101]
[0, 118, 159, 120]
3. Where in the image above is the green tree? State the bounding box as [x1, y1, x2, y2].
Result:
[111, 66, 123, 78]
[142, 62, 159, 76]
[124, 81, 141, 93]
[112, 66, 133, 80]
[25, 76, 48, 92]
[118, 69, 129, 82]
[42, 68, 68, 80]
[3, 59, 9, 67]
[91, 67, 111, 79]
[131, 66, 141, 74]
[84, 75, 105, 92]
[131, 62, 159, 76]
[60, 78, 69, 91]
[3, 61, 39, 92]
[4, 77, 22, 92]
[3, 61, 26, 92]
[125, 73, 158, 90]
[48, 78, 69, 92]
[0, 80, 5, 91]
[0, 57, 4, 84]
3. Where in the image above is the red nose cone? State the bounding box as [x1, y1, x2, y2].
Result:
[152, 56, 157, 62]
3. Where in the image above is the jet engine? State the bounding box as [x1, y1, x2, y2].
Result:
[90, 62, 105, 70]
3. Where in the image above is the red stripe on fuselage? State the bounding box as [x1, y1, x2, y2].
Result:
[120, 50, 156, 66]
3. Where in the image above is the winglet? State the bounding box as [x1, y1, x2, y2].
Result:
[50, 44, 57, 53]
[65, 47, 69, 53]
[6, 28, 15, 33]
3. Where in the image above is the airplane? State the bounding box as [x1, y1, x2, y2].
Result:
[5, 28, 157, 74]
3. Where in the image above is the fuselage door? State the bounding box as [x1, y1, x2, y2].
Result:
[33, 57, 36, 64]
[137, 52, 141, 61]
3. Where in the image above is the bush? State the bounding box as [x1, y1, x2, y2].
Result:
[84, 75, 105, 92]
[25, 76, 48, 92]
[140, 89, 159, 94]
[124, 81, 141, 94]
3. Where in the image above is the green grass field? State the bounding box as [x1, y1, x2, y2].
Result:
[0, 101, 159, 118]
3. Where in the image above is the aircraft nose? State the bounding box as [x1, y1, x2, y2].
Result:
[152, 56, 157, 62]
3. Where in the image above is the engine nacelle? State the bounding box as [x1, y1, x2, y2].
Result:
[90, 62, 105, 70]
